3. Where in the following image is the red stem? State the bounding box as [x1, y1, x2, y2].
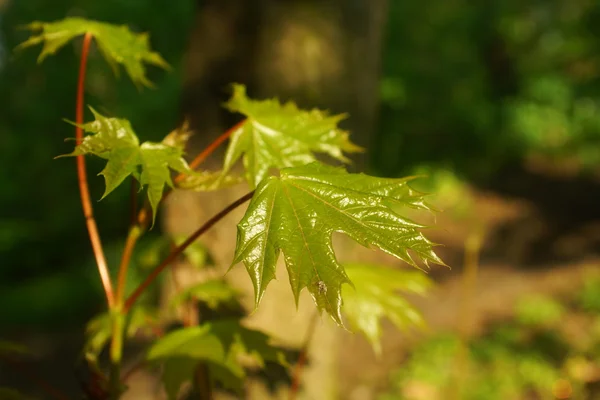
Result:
[123, 191, 255, 312]
[174, 119, 245, 184]
[76, 32, 115, 308]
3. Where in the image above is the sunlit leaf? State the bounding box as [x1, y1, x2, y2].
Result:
[177, 170, 243, 192]
[222, 84, 362, 187]
[170, 280, 240, 309]
[342, 263, 432, 354]
[232, 162, 444, 324]
[57, 107, 193, 225]
[16, 17, 169, 87]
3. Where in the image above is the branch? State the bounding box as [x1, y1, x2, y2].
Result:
[174, 119, 245, 184]
[124, 191, 255, 312]
[75, 32, 114, 308]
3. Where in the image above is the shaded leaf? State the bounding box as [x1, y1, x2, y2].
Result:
[148, 321, 287, 399]
[0, 340, 32, 357]
[171, 234, 212, 269]
[222, 84, 362, 187]
[342, 263, 432, 355]
[170, 280, 240, 309]
[147, 325, 225, 362]
[232, 162, 444, 324]
[16, 17, 169, 87]
[57, 108, 193, 225]
[0, 388, 38, 400]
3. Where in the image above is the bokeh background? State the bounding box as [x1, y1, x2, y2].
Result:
[1, 0, 600, 399]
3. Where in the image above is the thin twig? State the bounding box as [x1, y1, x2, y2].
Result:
[124, 191, 255, 312]
[115, 226, 142, 306]
[174, 119, 245, 184]
[75, 32, 115, 308]
[289, 311, 320, 400]
[1, 356, 71, 400]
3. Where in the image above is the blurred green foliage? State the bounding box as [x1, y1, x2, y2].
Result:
[373, 0, 600, 179]
[379, 275, 600, 400]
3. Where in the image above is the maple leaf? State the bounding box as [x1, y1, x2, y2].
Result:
[342, 264, 432, 355]
[221, 84, 362, 187]
[147, 320, 286, 399]
[57, 107, 193, 225]
[232, 162, 445, 324]
[16, 17, 169, 87]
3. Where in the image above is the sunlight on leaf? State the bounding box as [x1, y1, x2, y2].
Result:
[222, 84, 362, 187]
[16, 17, 169, 87]
[342, 264, 432, 355]
[177, 170, 243, 192]
[56, 107, 194, 225]
[232, 162, 445, 324]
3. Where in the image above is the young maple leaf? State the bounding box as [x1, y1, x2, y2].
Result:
[57, 107, 193, 225]
[16, 17, 169, 87]
[147, 320, 286, 399]
[221, 84, 363, 188]
[231, 162, 445, 325]
[342, 264, 432, 355]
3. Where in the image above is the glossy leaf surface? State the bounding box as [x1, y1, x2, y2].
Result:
[342, 263, 432, 354]
[57, 108, 193, 225]
[222, 84, 362, 187]
[232, 162, 444, 324]
[17, 17, 169, 87]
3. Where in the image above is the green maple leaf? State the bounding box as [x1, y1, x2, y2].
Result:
[232, 162, 444, 324]
[342, 264, 432, 355]
[147, 320, 286, 399]
[16, 17, 169, 87]
[57, 107, 193, 225]
[222, 84, 362, 187]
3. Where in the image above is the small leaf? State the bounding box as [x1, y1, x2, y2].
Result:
[149, 321, 287, 398]
[17, 17, 169, 87]
[147, 325, 225, 362]
[0, 388, 38, 400]
[57, 108, 194, 225]
[170, 280, 240, 309]
[0, 340, 32, 357]
[171, 234, 212, 268]
[342, 263, 432, 355]
[83, 312, 112, 365]
[222, 84, 362, 187]
[232, 162, 445, 325]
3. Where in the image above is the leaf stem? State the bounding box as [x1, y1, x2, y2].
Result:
[124, 190, 255, 312]
[174, 119, 245, 184]
[75, 32, 115, 308]
[289, 311, 320, 400]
